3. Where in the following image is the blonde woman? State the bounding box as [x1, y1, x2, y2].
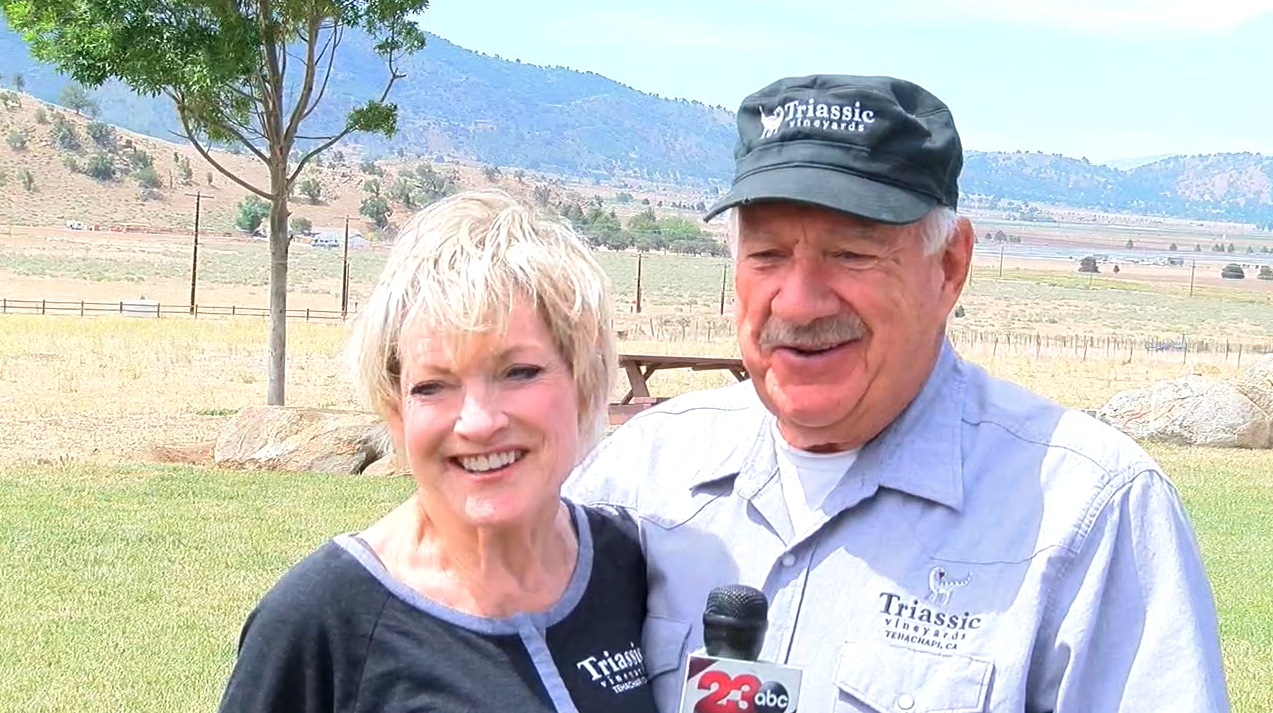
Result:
[217, 190, 657, 713]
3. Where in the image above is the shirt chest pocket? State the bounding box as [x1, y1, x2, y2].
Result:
[833, 639, 994, 713]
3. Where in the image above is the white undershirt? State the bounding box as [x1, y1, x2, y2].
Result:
[772, 422, 860, 537]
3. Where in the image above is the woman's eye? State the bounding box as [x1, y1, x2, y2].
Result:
[409, 381, 445, 397]
[507, 365, 543, 381]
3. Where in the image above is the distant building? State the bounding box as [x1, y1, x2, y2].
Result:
[310, 227, 370, 250]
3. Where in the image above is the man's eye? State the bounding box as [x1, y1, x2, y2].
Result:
[507, 365, 543, 381]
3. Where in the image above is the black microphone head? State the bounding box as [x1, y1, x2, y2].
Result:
[705, 584, 769, 623]
[702, 584, 769, 661]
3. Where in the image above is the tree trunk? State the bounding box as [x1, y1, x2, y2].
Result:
[266, 169, 291, 406]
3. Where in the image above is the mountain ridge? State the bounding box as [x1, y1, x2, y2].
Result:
[3, 16, 1273, 227]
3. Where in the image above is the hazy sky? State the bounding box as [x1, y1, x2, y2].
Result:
[417, 0, 1273, 163]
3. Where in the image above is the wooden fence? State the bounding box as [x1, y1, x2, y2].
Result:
[611, 313, 1272, 368]
[4, 296, 1271, 368]
[0, 297, 355, 323]
[946, 329, 1273, 368]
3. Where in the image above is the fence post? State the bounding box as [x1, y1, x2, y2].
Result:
[1237, 344, 1243, 368]
[41, 299, 45, 315]
[80, 300, 84, 317]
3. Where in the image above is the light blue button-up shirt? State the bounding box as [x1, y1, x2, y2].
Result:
[563, 338, 1230, 713]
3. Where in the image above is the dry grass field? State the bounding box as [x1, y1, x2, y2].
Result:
[1, 233, 1270, 465]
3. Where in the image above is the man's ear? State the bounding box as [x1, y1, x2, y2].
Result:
[940, 216, 975, 308]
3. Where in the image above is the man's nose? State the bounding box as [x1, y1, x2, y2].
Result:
[454, 386, 509, 440]
[770, 256, 840, 324]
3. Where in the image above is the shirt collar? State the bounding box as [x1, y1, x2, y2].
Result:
[686, 336, 967, 512]
[868, 337, 967, 511]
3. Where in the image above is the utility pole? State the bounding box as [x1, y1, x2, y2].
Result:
[1189, 260, 1196, 297]
[341, 215, 351, 317]
[998, 243, 1005, 279]
[184, 190, 213, 315]
[719, 262, 728, 316]
[635, 251, 643, 314]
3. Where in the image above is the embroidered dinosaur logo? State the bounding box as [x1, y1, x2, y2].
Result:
[927, 566, 971, 606]
[758, 105, 785, 139]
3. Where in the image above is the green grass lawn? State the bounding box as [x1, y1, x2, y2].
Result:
[0, 444, 1268, 712]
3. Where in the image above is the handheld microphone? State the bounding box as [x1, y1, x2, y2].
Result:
[702, 583, 769, 661]
[677, 584, 804, 713]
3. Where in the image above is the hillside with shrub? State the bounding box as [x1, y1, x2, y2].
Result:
[5, 16, 1273, 227]
[0, 89, 726, 258]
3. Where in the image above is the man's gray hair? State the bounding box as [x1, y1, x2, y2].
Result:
[722, 204, 959, 256]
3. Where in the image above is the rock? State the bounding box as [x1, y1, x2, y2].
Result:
[1243, 353, 1273, 387]
[362, 453, 411, 477]
[214, 406, 392, 474]
[1232, 380, 1273, 430]
[1097, 375, 1271, 449]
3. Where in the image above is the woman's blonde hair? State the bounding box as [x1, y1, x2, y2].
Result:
[344, 188, 617, 455]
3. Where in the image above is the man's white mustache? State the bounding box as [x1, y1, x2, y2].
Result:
[758, 313, 865, 350]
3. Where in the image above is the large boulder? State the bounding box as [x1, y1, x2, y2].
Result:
[1243, 353, 1273, 388]
[1097, 375, 1271, 449]
[214, 406, 392, 474]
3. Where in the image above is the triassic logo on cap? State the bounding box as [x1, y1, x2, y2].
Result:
[758, 97, 877, 140]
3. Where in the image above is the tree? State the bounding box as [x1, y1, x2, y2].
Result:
[1078, 255, 1099, 273]
[59, 82, 98, 116]
[298, 177, 322, 204]
[360, 194, 391, 227]
[236, 195, 271, 233]
[2, 0, 431, 405]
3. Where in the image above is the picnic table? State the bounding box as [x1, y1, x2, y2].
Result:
[608, 353, 750, 425]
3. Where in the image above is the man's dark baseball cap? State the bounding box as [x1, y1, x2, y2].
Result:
[704, 74, 963, 224]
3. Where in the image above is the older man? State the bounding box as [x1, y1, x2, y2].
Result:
[564, 74, 1230, 713]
